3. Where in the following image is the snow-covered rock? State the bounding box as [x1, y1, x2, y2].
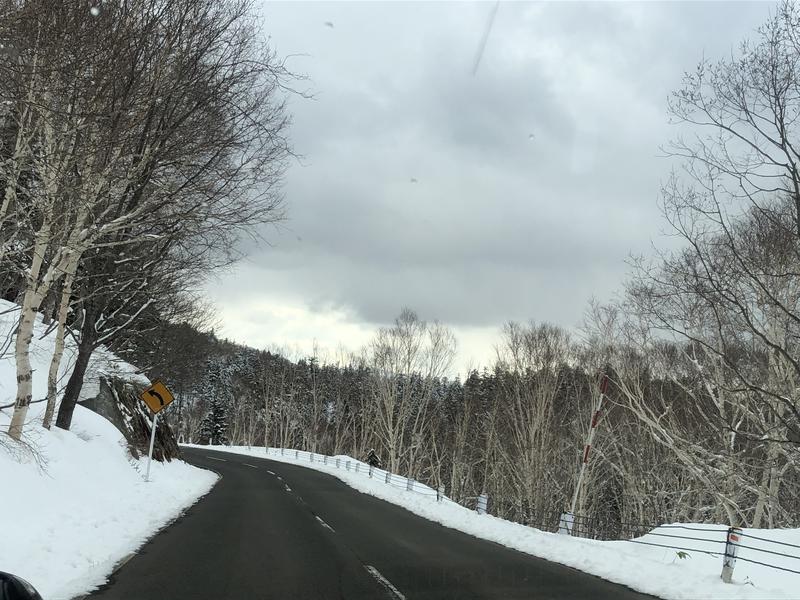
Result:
[82, 376, 180, 461]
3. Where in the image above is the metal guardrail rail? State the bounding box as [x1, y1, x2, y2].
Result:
[265, 447, 446, 501]
[551, 513, 800, 579]
[263, 446, 800, 581]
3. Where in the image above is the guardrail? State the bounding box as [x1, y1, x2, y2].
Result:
[265, 447, 449, 502]
[552, 513, 800, 582]
[262, 446, 800, 583]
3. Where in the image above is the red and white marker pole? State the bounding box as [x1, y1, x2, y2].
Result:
[568, 372, 610, 517]
[721, 526, 742, 583]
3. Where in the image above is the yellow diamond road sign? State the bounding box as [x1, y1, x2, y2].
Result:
[141, 380, 174, 414]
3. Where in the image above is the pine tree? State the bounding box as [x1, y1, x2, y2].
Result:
[200, 395, 229, 445]
[200, 359, 230, 445]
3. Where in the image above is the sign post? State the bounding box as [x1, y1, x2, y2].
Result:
[145, 412, 159, 482]
[140, 380, 175, 482]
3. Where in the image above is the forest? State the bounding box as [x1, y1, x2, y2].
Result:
[2, 0, 799, 542]
[135, 3, 800, 537]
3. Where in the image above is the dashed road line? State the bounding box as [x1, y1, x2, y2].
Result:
[284, 484, 292, 492]
[315, 515, 335, 533]
[206, 456, 227, 462]
[266, 470, 276, 475]
[242, 463, 259, 469]
[365, 565, 406, 600]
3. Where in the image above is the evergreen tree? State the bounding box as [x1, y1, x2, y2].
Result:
[200, 359, 230, 445]
[200, 396, 229, 445]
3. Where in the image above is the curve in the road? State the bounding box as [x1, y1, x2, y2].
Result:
[86, 447, 657, 600]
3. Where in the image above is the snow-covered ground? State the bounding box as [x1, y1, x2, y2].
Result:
[193, 444, 800, 600]
[0, 299, 151, 409]
[0, 300, 218, 600]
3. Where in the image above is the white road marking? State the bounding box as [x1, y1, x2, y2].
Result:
[206, 456, 227, 462]
[243, 463, 259, 469]
[284, 484, 292, 492]
[266, 470, 276, 475]
[315, 515, 335, 533]
[365, 565, 406, 600]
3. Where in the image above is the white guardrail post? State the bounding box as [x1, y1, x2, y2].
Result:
[557, 512, 575, 535]
[476, 493, 488, 515]
[721, 526, 742, 583]
[271, 448, 457, 504]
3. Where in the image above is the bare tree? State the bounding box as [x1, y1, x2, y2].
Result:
[660, 1, 800, 439]
[369, 309, 456, 474]
[0, 0, 293, 438]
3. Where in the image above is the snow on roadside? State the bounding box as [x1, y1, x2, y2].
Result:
[1, 404, 218, 600]
[0, 299, 217, 599]
[192, 444, 800, 600]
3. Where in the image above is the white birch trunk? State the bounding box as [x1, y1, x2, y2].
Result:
[7, 219, 52, 440]
[42, 257, 79, 429]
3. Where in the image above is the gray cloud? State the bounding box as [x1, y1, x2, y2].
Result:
[207, 1, 776, 356]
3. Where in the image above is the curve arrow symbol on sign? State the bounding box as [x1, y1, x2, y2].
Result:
[140, 381, 173, 415]
[147, 389, 165, 407]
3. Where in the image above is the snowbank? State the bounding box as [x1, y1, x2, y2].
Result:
[194, 445, 800, 600]
[0, 300, 218, 599]
[0, 299, 150, 413]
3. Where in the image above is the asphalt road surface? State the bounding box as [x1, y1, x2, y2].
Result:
[87, 447, 655, 600]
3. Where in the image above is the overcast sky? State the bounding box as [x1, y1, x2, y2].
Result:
[204, 1, 774, 375]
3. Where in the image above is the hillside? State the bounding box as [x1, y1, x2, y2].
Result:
[0, 300, 217, 599]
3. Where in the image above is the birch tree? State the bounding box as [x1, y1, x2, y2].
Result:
[0, 0, 292, 438]
[370, 309, 456, 474]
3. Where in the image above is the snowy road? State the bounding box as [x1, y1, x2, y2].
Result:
[86, 447, 654, 600]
